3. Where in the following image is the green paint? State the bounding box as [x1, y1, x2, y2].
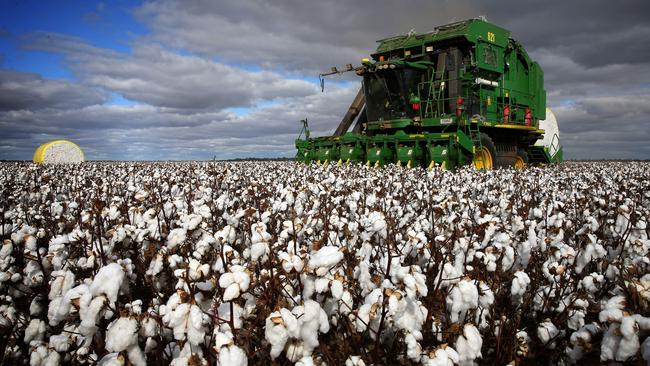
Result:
[296, 18, 562, 168]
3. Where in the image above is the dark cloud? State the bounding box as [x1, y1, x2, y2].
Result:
[0, 84, 356, 160]
[1, 0, 649, 160]
[21, 33, 318, 110]
[0, 69, 107, 111]
[485, 0, 650, 68]
[134, 0, 483, 73]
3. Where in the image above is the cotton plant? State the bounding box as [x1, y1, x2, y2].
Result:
[1, 160, 650, 364]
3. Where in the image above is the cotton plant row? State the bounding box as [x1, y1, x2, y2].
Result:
[0, 161, 649, 365]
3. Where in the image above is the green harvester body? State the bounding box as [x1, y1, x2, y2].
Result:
[296, 18, 563, 169]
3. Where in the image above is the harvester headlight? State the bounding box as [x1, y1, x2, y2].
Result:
[426, 46, 434, 52]
[389, 64, 396, 69]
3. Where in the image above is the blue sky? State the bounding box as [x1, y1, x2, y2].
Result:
[0, 1, 145, 79]
[1, 0, 649, 160]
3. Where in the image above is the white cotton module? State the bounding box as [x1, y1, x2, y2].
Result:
[33, 140, 85, 164]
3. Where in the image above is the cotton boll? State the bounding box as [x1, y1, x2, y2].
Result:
[309, 246, 344, 274]
[187, 304, 206, 345]
[580, 273, 604, 294]
[537, 319, 560, 348]
[599, 295, 625, 323]
[614, 316, 640, 361]
[423, 345, 460, 366]
[345, 356, 366, 366]
[29, 344, 49, 366]
[90, 263, 125, 304]
[314, 277, 330, 294]
[265, 310, 291, 359]
[515, 331, 529, 357]
[105, 317, 138, 352]
[455, 324, 482, 365]
[250, 242, 270, 263]
[166, 228, 187, 249]
[127, 345, 147, 366]
[218, 345, 247, 366]
[97, 353, 125, 366]
[436, 262, 462, 288]
[43, 350, 62, 366]
[285, 340, 306, 362]
[446, 279, 479, 323]
[405, 332, 422, 362]
[48, 270, 75, 300]
[510, 271, 531, 299]
[24, 318, 46, 344]
[330, 279, 343, 300]
[140, 316, 160, 338]
[79, 294, 106, 338]
[219, 265, 250, 301]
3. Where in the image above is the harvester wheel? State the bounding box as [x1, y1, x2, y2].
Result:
[473, 133, 496, 170]
[514, 148, 528, 169]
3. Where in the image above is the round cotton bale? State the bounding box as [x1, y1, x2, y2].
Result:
[33, 140, 85, 164]
[535, 108, 561, 158]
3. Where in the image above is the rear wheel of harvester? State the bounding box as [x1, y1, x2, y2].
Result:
[473, 133, 496, 170]
[514, 148, 528, 169]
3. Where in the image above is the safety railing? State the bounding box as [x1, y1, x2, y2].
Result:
[415, 73, 539, 127]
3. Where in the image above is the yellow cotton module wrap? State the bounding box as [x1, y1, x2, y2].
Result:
[33, 140, 85, 164]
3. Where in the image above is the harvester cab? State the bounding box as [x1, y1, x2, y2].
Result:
[296, 17, 563, 169]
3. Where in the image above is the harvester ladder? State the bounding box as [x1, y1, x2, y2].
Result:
[434, 52, 447, 117]
[467, 119, 482, 163]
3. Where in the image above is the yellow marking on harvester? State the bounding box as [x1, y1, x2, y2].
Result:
[493, 124, 537, 130]
[337, 159, 342, 166]
[427, 161, 435, 170]
[407, 160, 412, 168]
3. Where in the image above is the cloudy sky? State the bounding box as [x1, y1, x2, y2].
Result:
[1, 0, 649, 160]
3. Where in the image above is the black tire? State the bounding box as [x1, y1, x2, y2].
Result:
[516, 148, 528, 163]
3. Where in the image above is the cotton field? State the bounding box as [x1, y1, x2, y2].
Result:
[0, 161, 649, 366]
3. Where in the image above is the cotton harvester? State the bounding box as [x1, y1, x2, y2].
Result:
[295, 18, 562, 169]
